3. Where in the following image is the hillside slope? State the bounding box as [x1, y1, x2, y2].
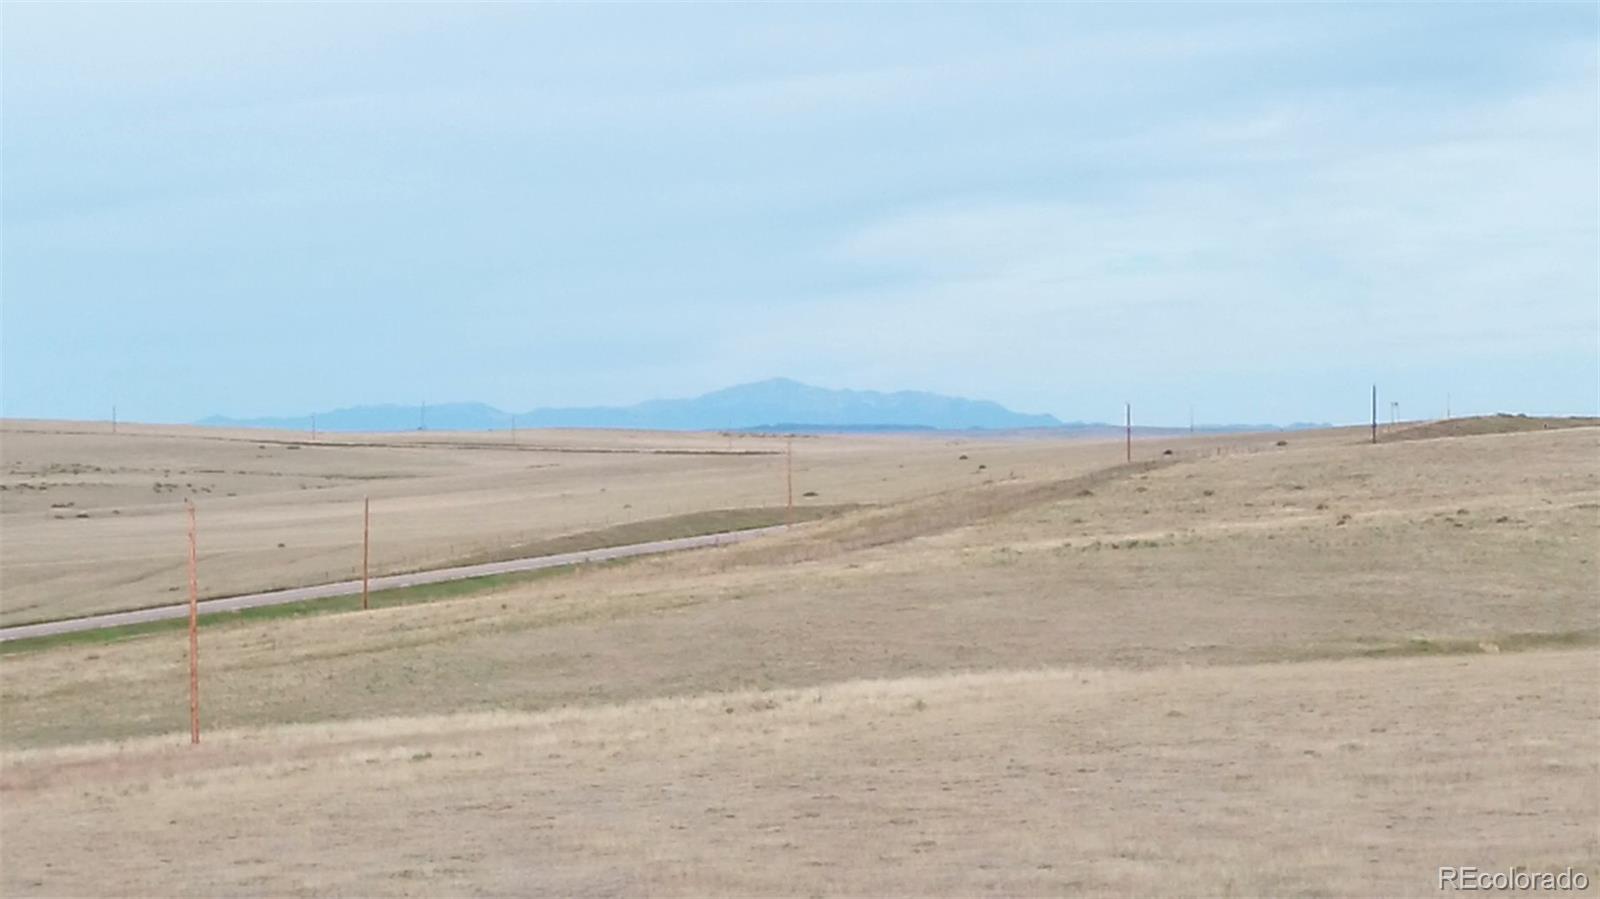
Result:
[3, 652, 1594, 897]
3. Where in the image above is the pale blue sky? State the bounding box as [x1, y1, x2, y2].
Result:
[3, 2, 1595, 426]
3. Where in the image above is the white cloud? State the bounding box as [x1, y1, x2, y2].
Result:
[4, 3, 1595, 421]
[814, 65, 1596, 380]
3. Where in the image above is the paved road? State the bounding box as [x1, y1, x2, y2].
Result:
[0, 524, 790, 643]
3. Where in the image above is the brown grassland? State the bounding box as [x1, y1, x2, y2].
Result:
[1, 419, 1168, 626]
[0, 417, 1596, 896]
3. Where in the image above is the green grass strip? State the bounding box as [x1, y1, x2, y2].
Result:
[2, 504, 857, 657]
[0, 561, 607, 657]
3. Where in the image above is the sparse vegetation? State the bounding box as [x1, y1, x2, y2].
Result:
[1, 420, 1596, 896]
[0, 423, 1124, 625]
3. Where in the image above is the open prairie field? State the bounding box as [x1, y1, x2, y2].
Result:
[3, 653, 1594, 898]
[1, 420, 1596, 896]
[1, 419, 1294, 626]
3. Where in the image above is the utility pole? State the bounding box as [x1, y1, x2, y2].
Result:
[785, 437, 794, 525]
[311, 414, 317, 442]
[186, 499, 201, 745]
[1446, 393, 1451, 420]
[511, 415, 517, 446]
[111, 404, 117, 435]
[362, 496, 371, 611]
[1371, 385, 1378, 444]
[1189, 406, 1194, 437]
[1124, 402, 1131, 463]
[1390, 401, 1399, 427]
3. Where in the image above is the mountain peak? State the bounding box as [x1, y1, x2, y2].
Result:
[705, 377, 812, 396]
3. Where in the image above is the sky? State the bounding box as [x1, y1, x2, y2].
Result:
[3, 2, 1596, 427]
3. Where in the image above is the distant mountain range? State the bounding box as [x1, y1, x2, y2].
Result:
[197, 378, 1327, 433]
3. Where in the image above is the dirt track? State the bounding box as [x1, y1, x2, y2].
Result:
[0, 524, 788, 642]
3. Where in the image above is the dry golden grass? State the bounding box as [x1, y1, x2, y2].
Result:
[1, 426, 1592, 749]
[0, 421, 1595, 896]
[2, 419, 1227, 624]
[3, 652, 1595, 897]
